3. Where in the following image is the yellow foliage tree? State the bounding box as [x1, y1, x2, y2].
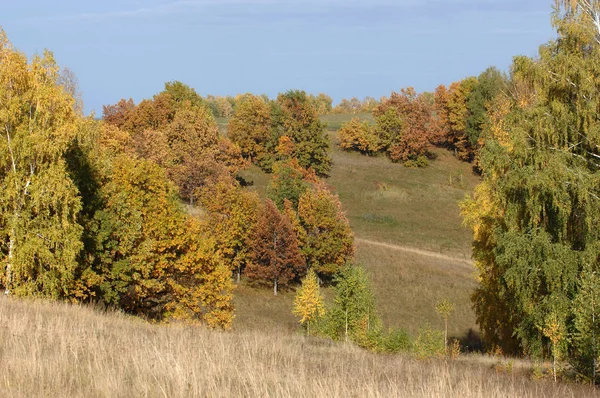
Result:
[198, 177, 261, 283]
[337, 117, 380, 155]
[0, 29, 84, 298]
[293, 269, 325, 335]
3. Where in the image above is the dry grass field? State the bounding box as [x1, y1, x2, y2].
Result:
[3, 114, 555, 397]
[1, 297, 596, 398]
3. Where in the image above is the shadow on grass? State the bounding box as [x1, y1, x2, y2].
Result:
[451, 328, 485, 353]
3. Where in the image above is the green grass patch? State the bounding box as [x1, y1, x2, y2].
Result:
[320, 113, 374, 131]
[357, 213, 398, 226]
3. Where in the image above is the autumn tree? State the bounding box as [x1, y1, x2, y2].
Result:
[102, 98, 136, 129]
[337, 117, 380, 155]
[293, 269, 325, 335]
[444, 80, 474, 159]
[431, 84, 450, 145]
[461, 1, 600, 379]
[228, 94, 271, 164]
[104, 87, 245, 203]
[309, 93, 333, 115]
[464, 67, 506, 162]
[0, 31, 84, 298]
[373, 87, 432, 165]
[164, 104, 226, 201]
[297, 183, 354, 281]
[267, 159, 309, 211]
[90, 155, 234, 327]
[272, 90, 331, 176]
[246, 199, 305, 295]
[162, 80, 205, 110]
[432, 72, 504, 163]
[198, 177, 261, 283]
[122, 92, 176, 135]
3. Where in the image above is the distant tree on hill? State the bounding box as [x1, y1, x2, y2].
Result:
[309, 93, 333, 115]
[337, 117, 380, 155]
[272, 90, 331, 176]
[360, 96, 379, 113]
[267, 159, 309, 211]
[332, 97, 362, 114]
[297, 183, 354, 281]
[246, 199, 305, 295]
[432, 69, 504, 163]
[464, 67, 506, 162]
[373, 87, 432, 165]
[228, 94, 272, 164]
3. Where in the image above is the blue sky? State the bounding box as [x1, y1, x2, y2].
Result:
[3, 0, 556, 115]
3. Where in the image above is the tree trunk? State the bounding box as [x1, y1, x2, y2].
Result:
[5, 231, 14, 295]
[345, 307, 349, 343]
[553, 349, 557, 383]
[274, 278, 278, 296]
[444, 318, 448, 353]
[237, 266, 241, 284]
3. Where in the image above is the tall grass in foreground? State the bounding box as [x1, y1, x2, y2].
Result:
[0, 297, 596, 397]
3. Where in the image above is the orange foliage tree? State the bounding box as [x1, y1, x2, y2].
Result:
[297, 183, 355, 281]
[373, 87, 432, 165]
[102, 85, 246, 203]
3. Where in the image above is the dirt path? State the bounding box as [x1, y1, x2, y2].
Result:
[355, 238, 474, 268]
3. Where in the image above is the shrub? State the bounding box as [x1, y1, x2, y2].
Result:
[414, 325, 445, 359]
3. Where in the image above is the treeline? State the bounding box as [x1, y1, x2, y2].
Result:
[204, 93, 380, 117]
[157, 89, 372, 119]
[338, 69, 506, 167]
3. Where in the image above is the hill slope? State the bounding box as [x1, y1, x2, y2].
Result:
[1, 297, 593, 398]
[235, 118, 480, 339]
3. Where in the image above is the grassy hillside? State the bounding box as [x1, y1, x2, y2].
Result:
[1, 297, 594, 398]
[234, 115, 480, 341]
[321, 112, 374, 131]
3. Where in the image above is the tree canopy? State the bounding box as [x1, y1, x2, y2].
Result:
[462, 1, 600, 379]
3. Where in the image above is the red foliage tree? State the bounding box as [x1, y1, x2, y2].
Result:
[373, 87, 432, 163]
[102, 98, 136, 129]
[246, 199, 305, 295]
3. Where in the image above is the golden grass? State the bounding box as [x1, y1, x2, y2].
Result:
[1, 297, 596, 398]
[355, 242, 477, 338]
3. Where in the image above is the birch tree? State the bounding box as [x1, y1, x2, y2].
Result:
[0, 30, 83, 298]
